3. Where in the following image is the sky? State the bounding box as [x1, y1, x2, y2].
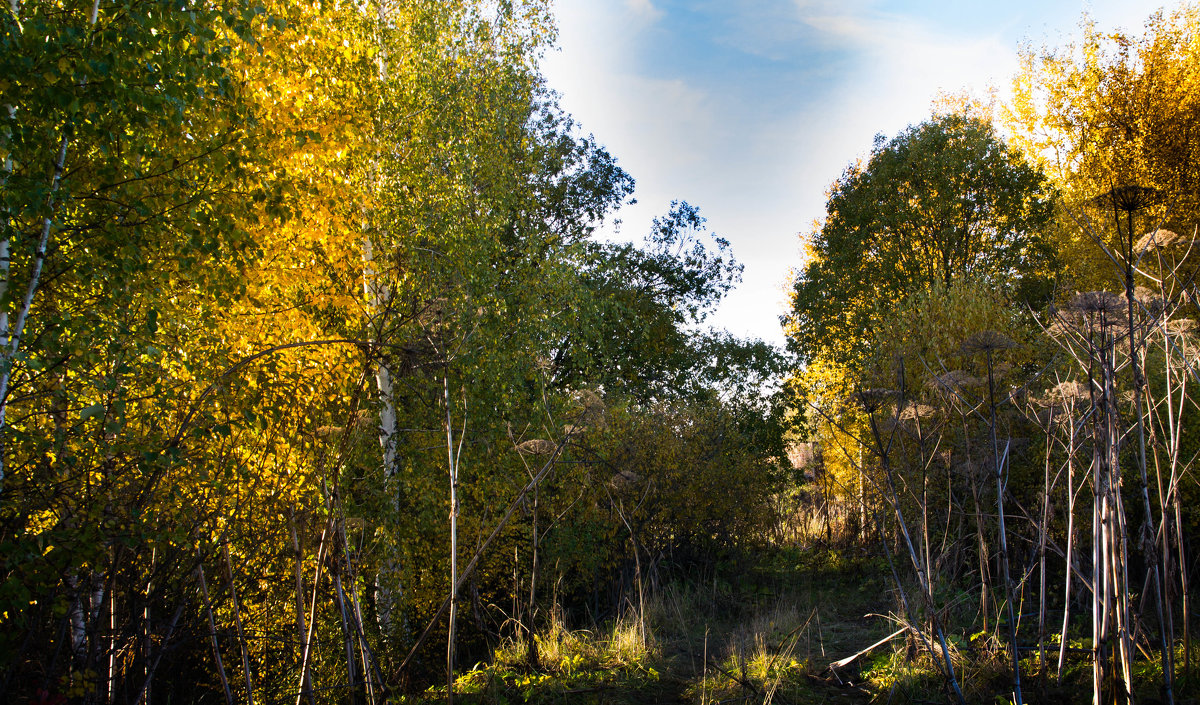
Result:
[540, 0, 1177, 348]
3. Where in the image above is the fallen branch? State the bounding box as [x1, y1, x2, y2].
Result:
[805, 672, 872, 696]
[825, 627, 905, 672]
[706, 659, 763, 696]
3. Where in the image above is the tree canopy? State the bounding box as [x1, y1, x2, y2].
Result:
[0, 2, 791, 701]
[551, 200, 751, 402]
[785, 114, 1057, 366]
[1006, 5, 1200, 289]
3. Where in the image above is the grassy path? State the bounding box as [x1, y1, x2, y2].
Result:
[414, 549, 897, 704]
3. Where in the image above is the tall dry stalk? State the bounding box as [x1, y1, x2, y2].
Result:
[968, 332, 1023, 705]
[1106, 189, 1175, 705]
[1142, 225, 1200, 683]
[801, 384, 964, 703]
[860, 381, 967, 705]
[1053, 291, 1136, 703]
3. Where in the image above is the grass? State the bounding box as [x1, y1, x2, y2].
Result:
[403, 546, 894, 704]
[401, 547, 1200, 704]
[408, 607, 666, 705]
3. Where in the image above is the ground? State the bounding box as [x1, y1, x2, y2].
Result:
[406, 547, 900, 704]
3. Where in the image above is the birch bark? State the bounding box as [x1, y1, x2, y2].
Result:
[0, 0, 14, 390]
[0, 0, 99, 490]
[0, 0, 16, 490]
[364, 2, 406, 640]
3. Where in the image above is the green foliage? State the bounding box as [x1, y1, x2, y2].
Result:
[786, 114, 1057, 366]
[553, 200, 748, 402]
[0, 0, 267, 685]
[0, 0, 691, 700]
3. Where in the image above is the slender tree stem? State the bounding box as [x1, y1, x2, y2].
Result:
[986, 349, 1023, 705]
[221, 541, 255, 705]
[197, 561, 234, 705]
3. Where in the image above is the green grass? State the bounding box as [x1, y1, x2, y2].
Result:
[401, 547, 892, 704]
[402, 547, 1200, 704]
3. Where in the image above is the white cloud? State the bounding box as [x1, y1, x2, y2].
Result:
[543, 0, 1194, 346]
[544, 0, 722, 235]
[625, 0, 664, 23]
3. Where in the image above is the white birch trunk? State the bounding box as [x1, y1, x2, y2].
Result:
[0, 0, 99, 490]
[362, 235, 409, 643]
[442, 375, 465, 703]
[362, 237, 399, 474]
[1, 87, 13, 358]
[0, 105, 13, 489]
[364, 2, 407, 637]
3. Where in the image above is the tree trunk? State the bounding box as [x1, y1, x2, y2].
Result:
[443, 375, 465, 703]
[221, 542, 256, 705]
[197, 561, 234, 705]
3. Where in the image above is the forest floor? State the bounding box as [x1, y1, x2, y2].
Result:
[407, 546, 1200, 704]
[410, 547, 906, 704]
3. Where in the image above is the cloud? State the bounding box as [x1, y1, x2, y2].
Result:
[543, 0, 1189, 345]
[625, 0, 665, 23]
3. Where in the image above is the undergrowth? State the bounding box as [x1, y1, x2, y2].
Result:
[404, 546, 891, 703]
[403, 546, 1200, 703]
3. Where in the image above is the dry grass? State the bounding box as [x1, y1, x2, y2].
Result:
[441, 549, 899, 704]
[491, 604, 657, 677]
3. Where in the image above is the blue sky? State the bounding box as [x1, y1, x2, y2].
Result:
[541, 0, 1175, 347]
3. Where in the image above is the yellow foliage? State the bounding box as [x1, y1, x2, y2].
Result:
[1005, 6, 1200, 289]
[866, 279, 1035, 392]
[791, 358, 870, 507]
